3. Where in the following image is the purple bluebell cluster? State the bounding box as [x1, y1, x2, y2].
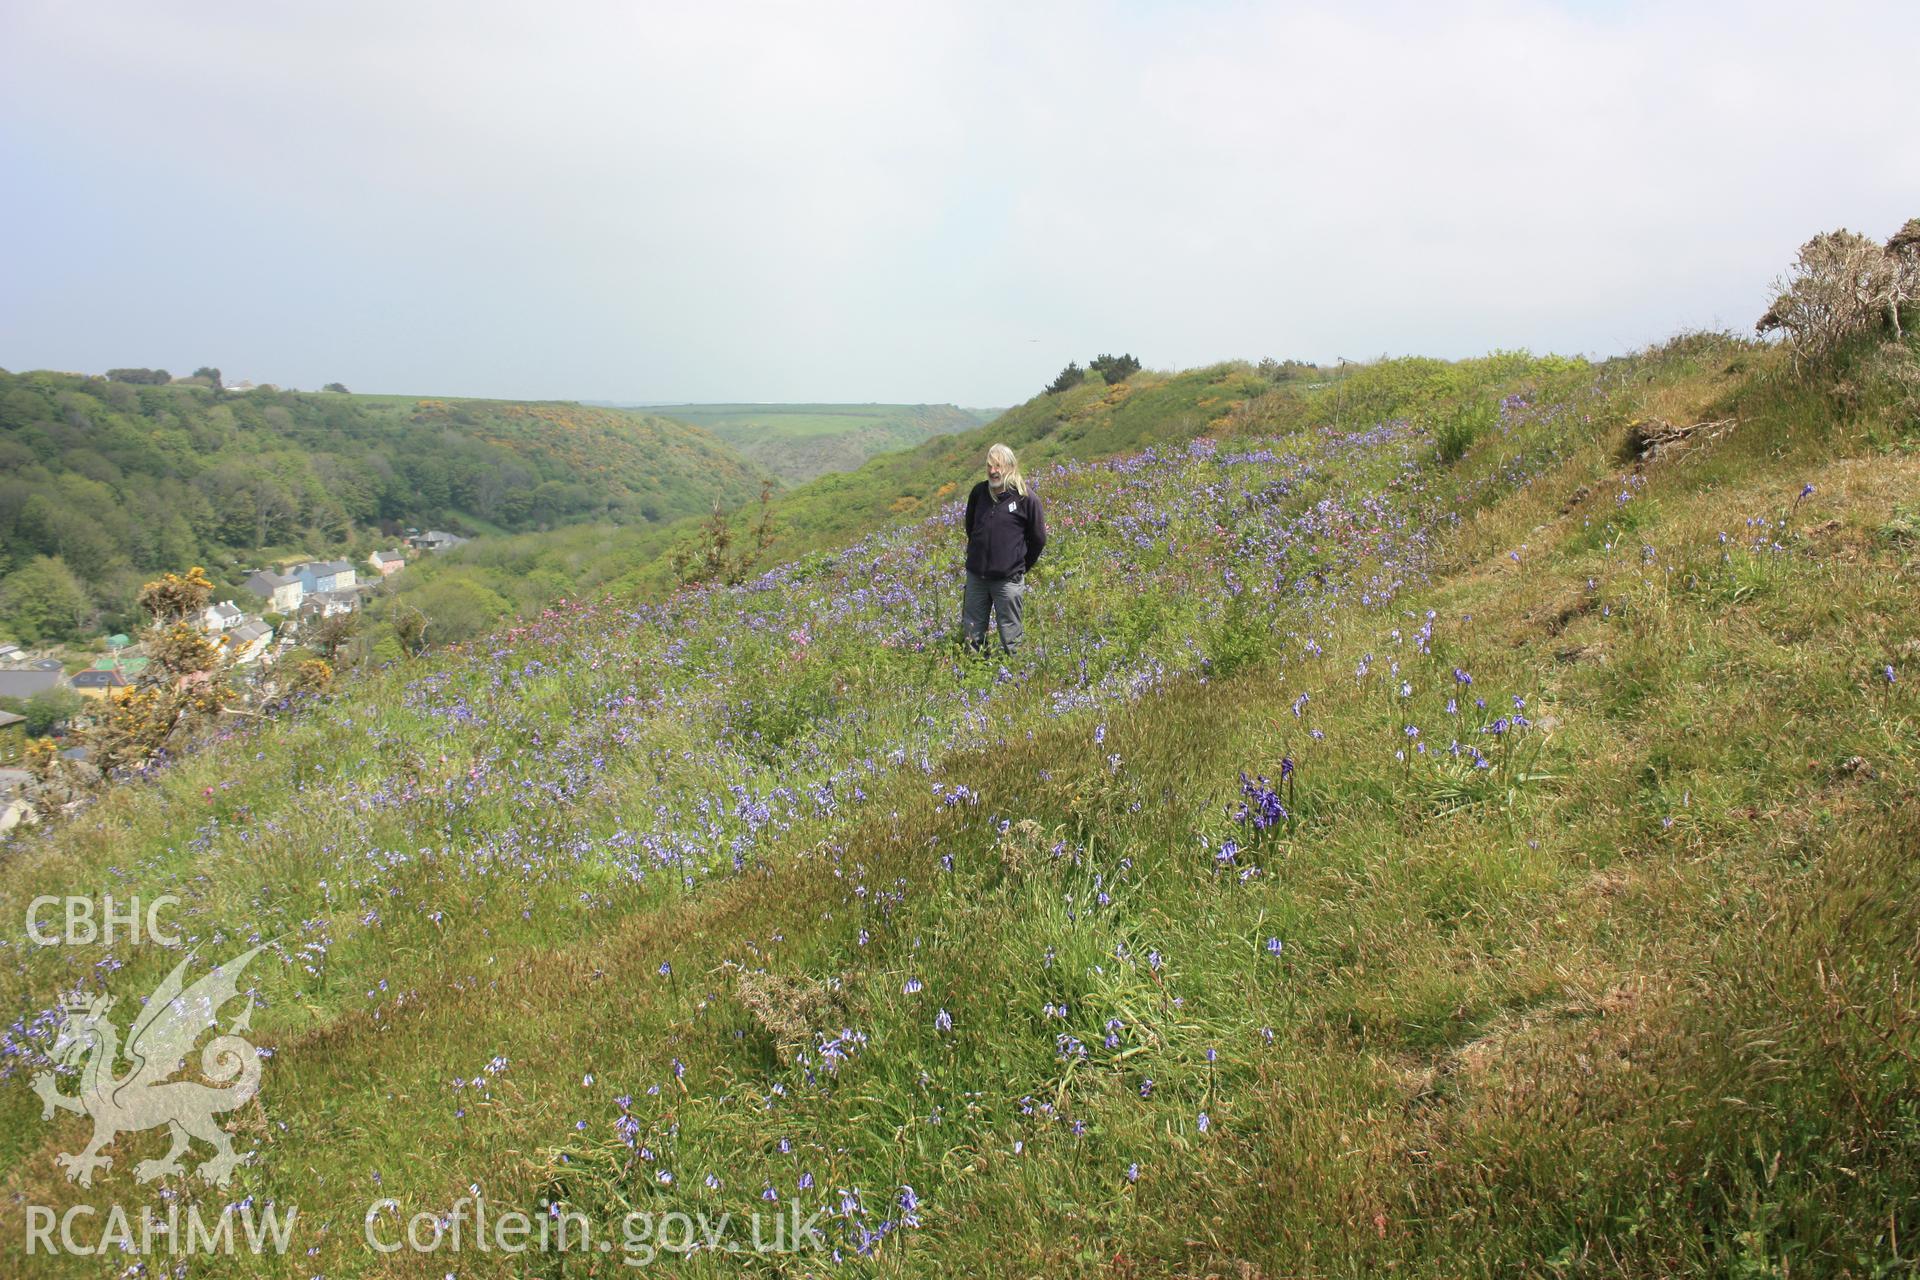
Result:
[1233, 772, 1287, 831]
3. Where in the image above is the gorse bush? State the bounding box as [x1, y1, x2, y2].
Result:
[1757, 217, 1920, 364]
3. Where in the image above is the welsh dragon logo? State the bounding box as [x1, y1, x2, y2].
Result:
[31, 945, 265, 1188]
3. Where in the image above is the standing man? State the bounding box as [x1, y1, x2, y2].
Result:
[961, 443, 1047, 654]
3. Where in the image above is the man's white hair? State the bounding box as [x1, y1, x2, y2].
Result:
[987, 443, 1026, 496]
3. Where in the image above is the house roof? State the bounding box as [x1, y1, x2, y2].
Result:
[70, 669, 128, 688]
[246, 570, 297, 594]
[0, 710, 24, 729]
[0, 670, 61, 699]
[372, 549, 404, 564]
[232, 621, 271, 642]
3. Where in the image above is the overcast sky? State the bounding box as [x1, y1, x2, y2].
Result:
[2, 1, 1915, 406]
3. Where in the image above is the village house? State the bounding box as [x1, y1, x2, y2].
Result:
[299, 589, 359, 620]
[202, 599, 245, 633]
[93, 653, 148, 678]
[69, 668, 130, 701]
[368, 549, 406, 577]
[226, 620, 274, 665]
[289, 559, 358, 595]
[245, 569, 304, 614]
[408, 530, 469, 553]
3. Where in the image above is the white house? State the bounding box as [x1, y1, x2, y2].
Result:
[202, 600, 244, 633]
[300, 590, 359, 620]
[228, 620, 274, 665]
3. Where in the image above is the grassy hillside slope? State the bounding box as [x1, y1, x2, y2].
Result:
[2, 334, 1917, 1277]
[638, 403, 995, 483]
[382, 364, 1277, 627]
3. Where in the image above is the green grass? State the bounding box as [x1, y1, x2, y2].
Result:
[2, 336, 1917, 1276]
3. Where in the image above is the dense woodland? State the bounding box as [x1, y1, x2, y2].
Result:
[0, 372, 770, 640]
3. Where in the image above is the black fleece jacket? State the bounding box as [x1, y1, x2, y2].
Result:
[964, 480, 1047, 579]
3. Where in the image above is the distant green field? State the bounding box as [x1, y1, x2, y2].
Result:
[632, 402, 998, 482]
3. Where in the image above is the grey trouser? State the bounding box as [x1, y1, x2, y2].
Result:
[961, 571, 1025, 652]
